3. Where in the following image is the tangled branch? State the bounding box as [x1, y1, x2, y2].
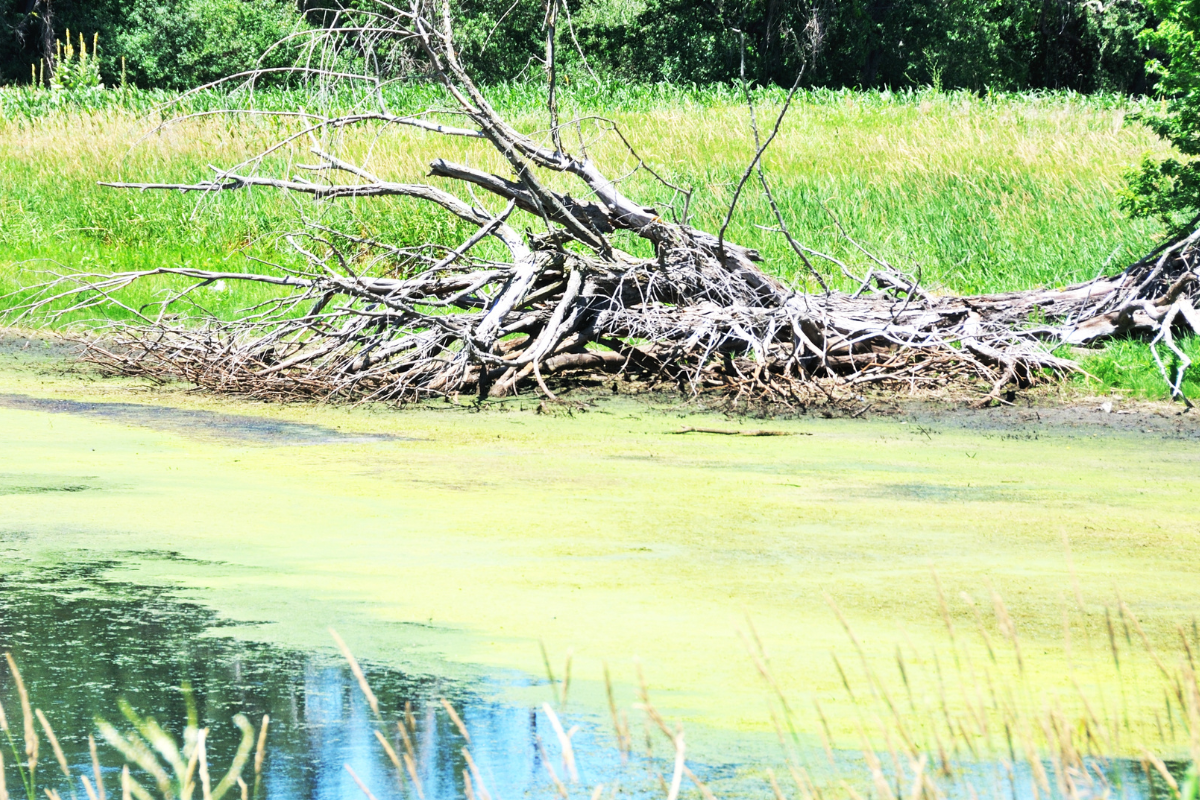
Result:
[8, 0, 1200, 408]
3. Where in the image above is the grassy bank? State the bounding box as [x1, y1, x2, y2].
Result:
[0, 83, 1194, 398]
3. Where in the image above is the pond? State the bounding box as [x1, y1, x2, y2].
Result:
[0, 563, 661, 800]
[2, 347, 1199, 799]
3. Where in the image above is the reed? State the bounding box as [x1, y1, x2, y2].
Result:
[2, 654, 36, 800]
[33, 710, 68, 779]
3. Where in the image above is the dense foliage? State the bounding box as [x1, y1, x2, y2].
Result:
[0, 0, 1159, 93]
[1, 0, 305, 89]
[552, 0, 1156, 92]
[1122, 0, 1200, 232]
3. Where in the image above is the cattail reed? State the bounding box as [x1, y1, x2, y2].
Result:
[895, 646, 916, 715]
[329, 629, 380, 719]
[89, 734, 105, 800]
[197, 729, 211, 800]
[402, 751, 424, 800]
[373, 729, 404, 787]
[767, 768, 789, 800]
[396, 720, 415, 759]
[831, 653, 856, 703]
[1122, 599, 1172, 679]
[344, 765, 380, 800]
[439, 698, 470, 744]
[812, 700, 836, 767]
[542, 703, 579, 783]
[253, 715, 268, 775]
[989, 588, 1024, 678]
[4, 653, 37, 770]
[34, 710, 68, 778]
[536, 735, 569, 799]
[393, 722, 423, 799]
[540, 641, 559, 705]
[561, 650, 573, 710]
[461, 747, 492, 800]
[603, 663, 631, 760]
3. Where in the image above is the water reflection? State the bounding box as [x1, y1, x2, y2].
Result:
[0, 563, 1185, 800]
[0, 562, 642, 800]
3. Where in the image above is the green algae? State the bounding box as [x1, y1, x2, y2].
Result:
[2, 351, 1199, 767]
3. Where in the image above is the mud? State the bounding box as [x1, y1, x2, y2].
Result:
[0, 392, 403, 445]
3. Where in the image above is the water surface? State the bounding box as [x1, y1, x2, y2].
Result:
[2, 361, 1199, 796]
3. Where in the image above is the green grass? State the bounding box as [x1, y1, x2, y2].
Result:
[1074, 337, 1200, 400]
[1, 82, 1192, 397]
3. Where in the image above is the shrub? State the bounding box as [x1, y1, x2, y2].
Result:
[0, 0, 307, 91]
[112, 0, 307, 90]
[1122, 0, 1200, 234]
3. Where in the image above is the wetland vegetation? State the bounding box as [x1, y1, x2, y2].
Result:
[3, 1, 1200, 799]
[3, 81, 1195, 400]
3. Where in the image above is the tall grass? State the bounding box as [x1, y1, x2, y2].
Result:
[0, 85, 1167, 291]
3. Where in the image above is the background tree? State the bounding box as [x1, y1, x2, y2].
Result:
[0, 0, 1161, 92]
[2, 0, 305, 88]
[9, 0, 54, 84]
[1123, 0, 1200, 233]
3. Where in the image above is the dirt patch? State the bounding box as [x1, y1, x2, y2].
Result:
[0, 331, 87, 361]
[893, 398, 1200, 441]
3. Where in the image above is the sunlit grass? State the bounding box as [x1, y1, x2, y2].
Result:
[1, 85, 1169, 293]
[1073, 336, 1200, 400]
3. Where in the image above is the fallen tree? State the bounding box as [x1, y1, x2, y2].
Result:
[11, 0, 1200, 407]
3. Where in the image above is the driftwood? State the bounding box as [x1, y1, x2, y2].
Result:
[9, 0, 1200, 408]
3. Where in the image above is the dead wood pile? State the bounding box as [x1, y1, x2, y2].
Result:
[11, 0, 1200, 408]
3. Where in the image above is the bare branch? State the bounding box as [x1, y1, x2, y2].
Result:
[19, 0, 1193, 407]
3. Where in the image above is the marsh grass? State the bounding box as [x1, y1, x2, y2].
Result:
[530, 586, 1200, 800]
[0, 87, 1168, 299]
[1073, 338, 1200, 400]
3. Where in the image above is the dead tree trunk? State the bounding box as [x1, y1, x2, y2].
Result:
[10, 0, 1200, 407]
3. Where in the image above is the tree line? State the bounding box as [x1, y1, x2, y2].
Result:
[0, 0, 1160, 94]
